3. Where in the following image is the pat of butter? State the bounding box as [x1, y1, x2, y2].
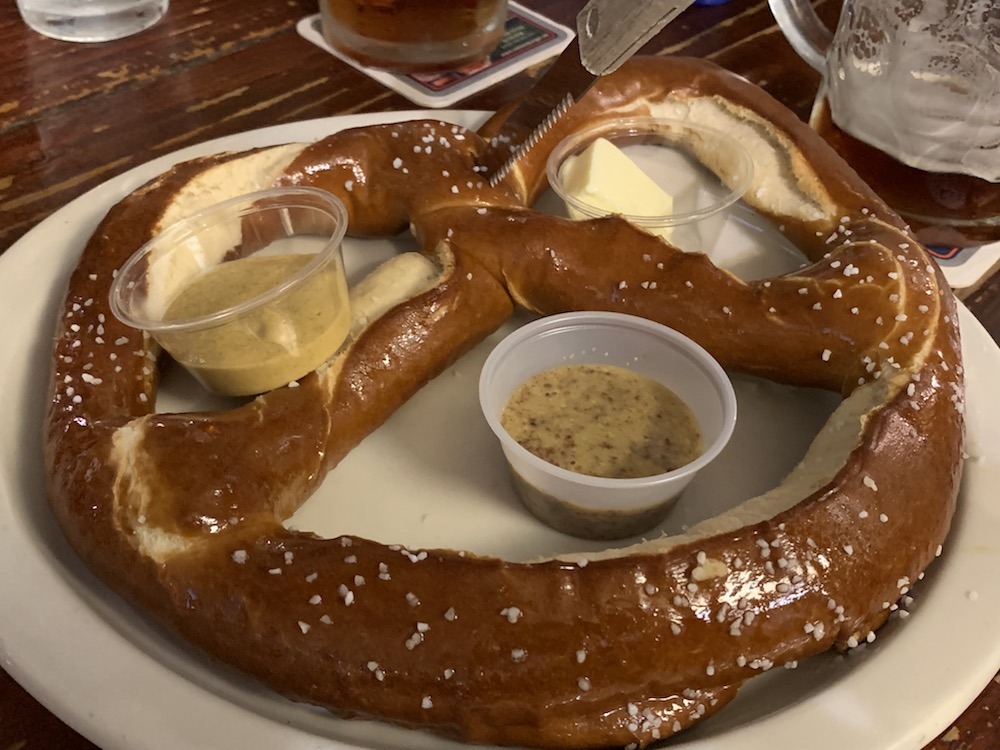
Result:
[559, 137, 674, 239]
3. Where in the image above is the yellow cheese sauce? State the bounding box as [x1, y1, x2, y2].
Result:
[162, 253, 350, 396]
[501, 363, 702, 479]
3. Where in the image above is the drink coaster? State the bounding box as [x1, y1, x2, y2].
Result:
[928, 240, 1000, 299]
[297, 3, 573, 109]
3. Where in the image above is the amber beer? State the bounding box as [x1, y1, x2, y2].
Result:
[811, 97, 1000, 248]
[321, 0, 507, 73]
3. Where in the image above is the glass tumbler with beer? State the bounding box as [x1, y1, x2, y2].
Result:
[769, 0, 1000, 246]
[321, 0, 508, 73]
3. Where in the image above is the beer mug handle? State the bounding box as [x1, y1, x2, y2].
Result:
[767, 0, 834, 73]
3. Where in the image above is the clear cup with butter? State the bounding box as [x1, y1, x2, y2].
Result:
[110, 187, 351, 397]
[479, 312, 737, 540]
[546, 117, 754, 254]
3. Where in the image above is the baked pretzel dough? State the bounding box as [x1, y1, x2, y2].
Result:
[44, 57, 964, 748]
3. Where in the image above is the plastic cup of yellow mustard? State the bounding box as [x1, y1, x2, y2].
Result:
[546, 116, 754, 255]
[109, 186, 351, 397]
[479, 312, 737, 540]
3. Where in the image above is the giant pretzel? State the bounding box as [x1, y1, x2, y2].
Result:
[44, 57, 964, 748]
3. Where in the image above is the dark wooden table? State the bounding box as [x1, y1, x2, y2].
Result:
[1, 1, 997, 748]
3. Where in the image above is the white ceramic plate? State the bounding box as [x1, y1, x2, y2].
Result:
[2, 111, 999, 750]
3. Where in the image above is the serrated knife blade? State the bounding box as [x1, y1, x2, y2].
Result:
[488, 0, 696, 187]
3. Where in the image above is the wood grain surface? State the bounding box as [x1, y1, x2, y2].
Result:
[1, 1, 997, 748]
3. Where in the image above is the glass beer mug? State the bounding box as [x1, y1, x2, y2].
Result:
[320, 0, 508, 73]
[769, 0, 1000, 245]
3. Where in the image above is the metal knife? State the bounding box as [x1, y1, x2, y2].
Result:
[488, 0, 697, 187]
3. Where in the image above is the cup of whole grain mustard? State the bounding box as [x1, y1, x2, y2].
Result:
[479, 312, 737, 540]
[109, 187, 351, 397]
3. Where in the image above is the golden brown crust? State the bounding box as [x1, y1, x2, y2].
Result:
[43, 56, 964, 748]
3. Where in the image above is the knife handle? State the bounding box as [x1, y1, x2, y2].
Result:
[578, 0, 697, 75]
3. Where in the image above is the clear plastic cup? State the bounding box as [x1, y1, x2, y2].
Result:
[109, 186, 351, 397]
[546, 116, 754, 255]
[479, 312, 737, 540]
